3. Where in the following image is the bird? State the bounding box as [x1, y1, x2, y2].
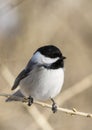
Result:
[6, 45, 66, 113]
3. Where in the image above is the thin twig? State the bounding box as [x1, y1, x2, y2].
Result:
[0, 93, 92, 118]
[0, 65, 55, 130]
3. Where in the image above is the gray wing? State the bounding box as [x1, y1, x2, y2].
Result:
[11, 69, 30, 90]
[11, 60, 36, 90]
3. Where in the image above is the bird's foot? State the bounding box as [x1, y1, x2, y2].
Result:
[28, 96, 33, 106]
[51, 98, 57, 113]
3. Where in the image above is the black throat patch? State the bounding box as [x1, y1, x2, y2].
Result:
[43, 59, 64, 69]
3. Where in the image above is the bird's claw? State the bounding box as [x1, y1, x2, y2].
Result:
[51, 98, 57, 113]
[28, 96, 33, 106]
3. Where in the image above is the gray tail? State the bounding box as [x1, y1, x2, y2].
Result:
[6, 90, 24, 102]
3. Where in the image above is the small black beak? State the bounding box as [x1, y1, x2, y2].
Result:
[63, 56, 66, 60]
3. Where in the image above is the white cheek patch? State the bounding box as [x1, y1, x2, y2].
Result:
[31, 52, 59, 64]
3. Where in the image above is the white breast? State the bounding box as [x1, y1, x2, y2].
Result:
[20, 67, 64, 101]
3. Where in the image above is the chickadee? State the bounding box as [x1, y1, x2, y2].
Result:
[6, 45, 66, 113]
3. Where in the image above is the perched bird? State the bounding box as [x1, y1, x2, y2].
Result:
[6, 45, 66, 113]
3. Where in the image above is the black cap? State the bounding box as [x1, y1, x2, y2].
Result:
[35, 45, 65, 59]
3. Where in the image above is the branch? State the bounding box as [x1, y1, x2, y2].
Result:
[0, 93, 92, 118]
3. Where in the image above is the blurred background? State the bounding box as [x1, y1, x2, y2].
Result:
[0, 0, 92, 130]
